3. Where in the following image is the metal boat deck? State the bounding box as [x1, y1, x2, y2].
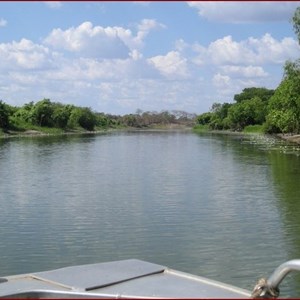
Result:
[0, 259, 251, 298]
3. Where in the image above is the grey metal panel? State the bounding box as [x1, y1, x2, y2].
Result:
[33, 259, 165, 291]
[0, 277, 69, 297]
[0, 259, 252, 298]
[91, 269, 251, 298]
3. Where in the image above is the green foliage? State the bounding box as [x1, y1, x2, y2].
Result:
[68, 107, 96, 131]
[1, 99, 110, 133]
[95, 113, 110, 128]
[52, 104, 73, 129]
[197, 112, 212, 125]
[208, 102, 232, 130]
[193, 124, 210, 132]
[77, 107, 96, 131]
[31, 99, 55, 127]
[227, 96, 267, 130]
[234, 87, 274, 103]
[0, 98, 196, 136]
[196, 87, 275, 132]
[0, 100, 10, 129]
[265, 61, 300, 134]
[292, 6, 300, 44]
[12, 102, 35, 125]
[243, 125, 264, 133]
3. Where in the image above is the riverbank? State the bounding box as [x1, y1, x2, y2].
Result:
[276, 133, 300, 145]
[193, 125, 300, 146]
[0, 124, 193, 140]
[2, 125, 300, 146]
[0, 128, 111, 139]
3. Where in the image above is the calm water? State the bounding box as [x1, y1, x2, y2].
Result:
[1, 130, 300, 296]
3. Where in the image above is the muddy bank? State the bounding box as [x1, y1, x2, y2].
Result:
[277, 134, 300, 145]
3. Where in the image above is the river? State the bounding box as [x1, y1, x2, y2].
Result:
[0, 130, 300, 297]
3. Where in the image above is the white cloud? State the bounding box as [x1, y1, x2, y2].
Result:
[44, 19, 165, 59]
[247, 34, 299, 64]
[213, 73, 231, 88]
[44, 2, 62, 9]
[44, 22, 130, 59]
[137, 18, 165, 35]
[192, 34, 300, 66]
[129, 49, 143, 60]
[148, 51, 189, 79]
[220, 65, 268, 78]
[0, 18, 7, 27]
[208, 36, 252, 65]
[187, 1, 300, 23]
[0, 39, 51, 70]
[0, 13, 297, 115]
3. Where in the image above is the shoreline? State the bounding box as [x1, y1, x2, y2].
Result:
[193, 127, 300, 146]
[276, 133, 300, 145]
[2, 127, 300, 146]
[0, 124, 193, 140]
[0, 128, 112, 140]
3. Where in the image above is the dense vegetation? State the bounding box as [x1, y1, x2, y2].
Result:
[0, 98, 196, 135]
[196, 7, 300, 135]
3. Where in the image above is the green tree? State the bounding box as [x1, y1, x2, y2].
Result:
[12, 102, 35, 124]
[228, 97, 266, 130]
[208, 102, 232, 130]
[292, 6, 300, 44]
[31, 99, 54, 127]
[234, 87, 274, 103]
[52, 103, 73, 129]
[197, 112, 213, 125]
[95, 113, 110, 128]
[0, 100, 10, 129]
[121, 114, 141, 127]
[68, 107, 96, 131]
[263, 7, 300, 134]
[265, 65, 300, 133]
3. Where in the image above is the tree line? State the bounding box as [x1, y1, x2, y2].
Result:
[0, 99, 104, 132]
[0, 98, 196, 133]
[196, 7, 300, 135]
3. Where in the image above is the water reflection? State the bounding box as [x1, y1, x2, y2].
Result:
[268, 151, 300, 296]
[0, 131, 300, 297]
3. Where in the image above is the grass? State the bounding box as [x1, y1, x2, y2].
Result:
[192, 124, 266, 135]
[192, 124, 210, 132]
[243, 124, 264, 133]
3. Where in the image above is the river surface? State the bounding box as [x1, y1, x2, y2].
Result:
[1, 130, 300, 297]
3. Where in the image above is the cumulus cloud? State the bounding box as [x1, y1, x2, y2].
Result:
[0, 18, 7, 27]
[137, 19, 165, 37]
[0, 11, 297, 114]
[44, 19, 165, 59]
[44, 22, 130, 59]
[220, 65, 268, 78]
[187, 1, 300, 23]
[0, 39, 52, 70]
[43, 56, 158, 83]
[247, 34, 299, 64]
[192, 34, 300, 66]
[213, 73, 231, 88]
[148, 51, 189, 79]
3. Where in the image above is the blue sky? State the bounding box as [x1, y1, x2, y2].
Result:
[1, 1, 300, 115]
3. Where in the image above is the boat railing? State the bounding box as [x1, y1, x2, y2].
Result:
[252, 259, 300, 298]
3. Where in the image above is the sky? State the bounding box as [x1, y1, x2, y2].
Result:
[1, 1, 300, 115]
